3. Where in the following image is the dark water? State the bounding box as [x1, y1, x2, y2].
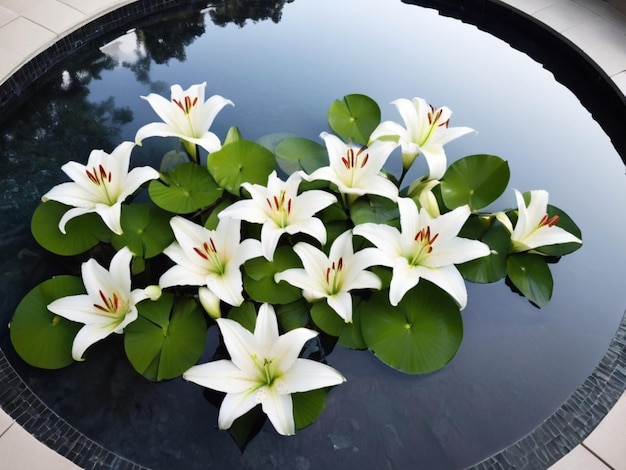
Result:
[1, 0, 625, 468]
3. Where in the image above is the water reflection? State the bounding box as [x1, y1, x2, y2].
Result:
[207, 0, 295, 27]
[1, 0, 626, 468]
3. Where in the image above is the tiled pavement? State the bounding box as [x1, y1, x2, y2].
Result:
[0, 0, 625, 468]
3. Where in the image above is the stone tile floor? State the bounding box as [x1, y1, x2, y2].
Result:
[0, 0, 624, 468]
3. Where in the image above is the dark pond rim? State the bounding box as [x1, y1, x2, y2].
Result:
[0, 1, 625, 469]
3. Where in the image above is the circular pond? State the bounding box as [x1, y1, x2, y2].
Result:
[1, 0, 625, 469]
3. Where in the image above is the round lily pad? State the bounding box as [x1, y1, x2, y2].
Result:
[111, 203, 174, 259]
[31, 200, 109, 256]
[124, 293, 207, 381]
[10, 275, 84, 369]
[328, 94, 381, 146]
[149, 162, 223, 214]
[441, 154, 510, 210]
[207, 140, 275, 195]
[360, 282, 463, 374]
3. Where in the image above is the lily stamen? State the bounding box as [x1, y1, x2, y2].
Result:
[539, 214, 560, 228]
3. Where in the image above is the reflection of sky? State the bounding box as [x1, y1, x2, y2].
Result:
[77, 0, 626, 466]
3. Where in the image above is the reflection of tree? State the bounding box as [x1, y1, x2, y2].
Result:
[127, 11, 206, 86]
[0, 60, 133, 229]
[208, 0, 295, 28]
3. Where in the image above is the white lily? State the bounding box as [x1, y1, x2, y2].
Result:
[41, 141, 159, 235]
[274, 230, 383, 323]
[369, 97, 474, 178]
[183, 303, 345, 436]
[499, 189, 582, 253]
[135, 82, 233, 159]
[218, 171, 337, 261]
[159, 216, 262, 306]
[47, 247, 159, 361]
[303, 132, 399, 202]
[353, 198, 490, 308]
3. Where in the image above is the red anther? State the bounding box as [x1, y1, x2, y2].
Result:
[86, 169, 99, 184]
[113, 293, 119, 311]
[273, 195, 280, 209]
[337, 257, 343, 270]
[173, 99, 185, 112]
[326, 267, 331, 284]
[349, 148, 355, 167]
[547, 215, 560, 227]
[93, 303, 109, 312]
[539, 214, 549, 226]
[429, 232, 439, 245]
[209, 238, 217, 252]
[361, 154, 369, 168]
[439, 118, 450, 128]
[266, 198, 273, 209]
[287, 199, 292, 214]
[341, 157, 350, 169]
[194, 247, 209, 260]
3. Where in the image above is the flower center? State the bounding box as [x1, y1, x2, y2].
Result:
[409, 226, 439, 265]
[93, 289, 128, 316]
[85, 164, 115, 204]
[538, 213, 559, 228]
[265, 190, 292, 228]
[421, 104, 449, 145]
[172, 95, 198, 115]
[193, 238, 225, 274]
[341, 146, 370, 185]
[325, 257, 344, 295]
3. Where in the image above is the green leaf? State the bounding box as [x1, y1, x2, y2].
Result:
[328, 94, 381, 146]
[207, 140, 275, 195]
[458, 219, 510, 283]
[124, 293, 207, 381]
[227, 302, 257, 333]
[441, 154, 510, 210]
[360, 282, 463, 374]
[243, 246, 302, 304]
[310, 301, 345, 336]
[534, 204, 583, 257]
[507, 252, 553, 307]
[10, 276, 84, 369]
[277, 299, 311, 332]
[338, 299, 367, 349]
[293, 389, 327, 430]
[149, 162, 222, 214]
[111, 203, 174, 258]
[274, 137, 329, 174]
[31, 201, 109, 256]
[350, 195, 399, 225]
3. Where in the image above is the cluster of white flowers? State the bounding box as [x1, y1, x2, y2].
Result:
[40, 82, 581, 436]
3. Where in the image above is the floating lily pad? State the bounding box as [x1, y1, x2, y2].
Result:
[293, 389, 327, 430]
[124, 293, 207, 381]
[360, 282, 463, 374]
[243, 246, 303, 304]
[310, 301, 345, 337]
[507, 252, 553, 307]
[441, 154, 509, 210]
[277, 299, 311, 332]
[111, 203, 174, 259]
[207, 140, 275, 195]
[350, 195, 399, 225]
[149, 162, 222, 214]
[227, 301, 257, 333]
[10, 275, 84, 369]
[328, 94, 381, 146]
[31, 200, 109, 256]
[458, 219, 510, 283]
[274, 137, 329, 174]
